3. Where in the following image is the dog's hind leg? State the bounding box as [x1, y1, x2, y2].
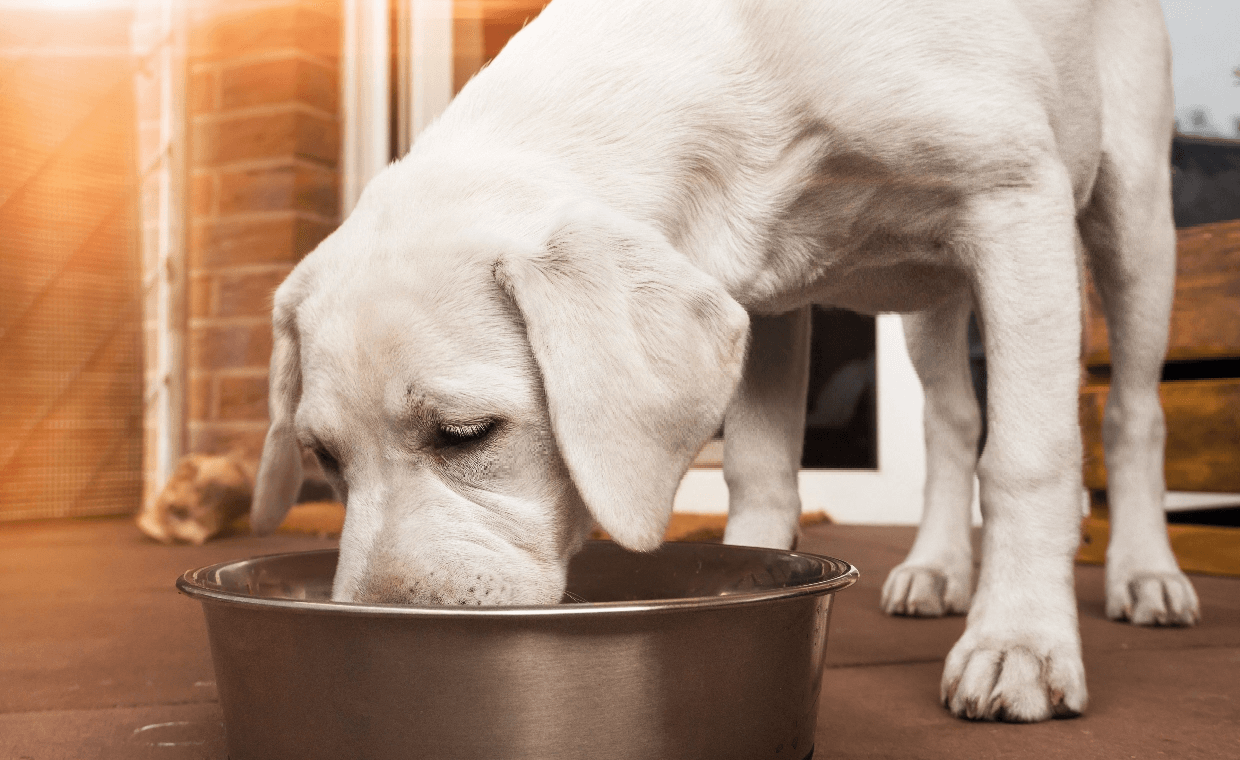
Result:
[882, 291, 978, 617]
[1081, 170, 1200, 627]
[722, 308, 811, 550]
[1078, 30, 1199, 628]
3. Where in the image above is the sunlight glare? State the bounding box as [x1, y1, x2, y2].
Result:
[6, 0, 135, 10]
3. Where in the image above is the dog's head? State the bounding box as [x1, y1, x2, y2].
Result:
[251, 181, 749, 605]
[137, 453, 252, 545]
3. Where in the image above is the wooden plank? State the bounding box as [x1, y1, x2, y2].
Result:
[1080, 383, 1107, 490]
[1084, 219, 1240, 366]
[1081, 378, 1240, 492]
[1077, 515, 1240, 578]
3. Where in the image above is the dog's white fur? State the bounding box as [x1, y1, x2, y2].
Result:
[253, 0, 1200, 722]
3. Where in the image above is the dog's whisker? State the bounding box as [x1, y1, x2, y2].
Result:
[562, 590, 588, 604]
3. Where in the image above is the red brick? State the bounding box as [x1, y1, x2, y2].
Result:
[220, 57, 297, 110]
[218, 164, 297, 215]
[175, 0, 342, 470]
[296, 58, 339, 114]
[217, 375, 270, 421]
[215, 268, 289, 318]
[189, 373, 212, 422]
[195, 5, 298, 60]
[190, 117, 218, 167]
[189, 273, 214, 319]
[195, 109, 336, 166]
[293, 4, 342, 61]
[191, 323, 273, 370]
[194, 4, 340, 62]
[216, 164, 335, 221]
[190, 216, 299, 269]
[189, 67, 218, 115]
[294, 215, 338, 258]
[199, 111, 294, 165]
[191, 171, 216, 217]
[189, 423, 268, 460]
[295, 164, 338, 218]
[220, 57, 336, 113]
[294, 109, 338, 166]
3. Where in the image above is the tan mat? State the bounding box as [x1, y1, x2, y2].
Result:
[1077, 514, 1240, 578]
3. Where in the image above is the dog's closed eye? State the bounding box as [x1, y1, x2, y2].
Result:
[312, 445, 342, 474]
[437, 420, 495, 447]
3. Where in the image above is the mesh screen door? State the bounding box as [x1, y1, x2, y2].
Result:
[0, 5, 144, 521]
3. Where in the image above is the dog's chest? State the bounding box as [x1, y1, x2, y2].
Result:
[685, 142, 972, 315]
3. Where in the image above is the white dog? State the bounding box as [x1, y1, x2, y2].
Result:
[251, 0, 1200, 722]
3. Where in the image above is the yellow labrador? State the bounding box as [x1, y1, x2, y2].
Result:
[252, 0, 1199, 722]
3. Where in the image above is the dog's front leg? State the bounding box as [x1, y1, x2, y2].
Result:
[882, 293, 979, 617]
[941, 168, 1088, 722]
[721, 308, 811, 550]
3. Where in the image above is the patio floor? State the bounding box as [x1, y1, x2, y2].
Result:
[1, 516, 1237, 759]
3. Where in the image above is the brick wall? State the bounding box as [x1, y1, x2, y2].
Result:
[185, 0, 340, 471]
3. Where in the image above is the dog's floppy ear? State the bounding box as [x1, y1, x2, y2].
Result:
[494, 207, 749, 551]
[251, 277, 306, 535]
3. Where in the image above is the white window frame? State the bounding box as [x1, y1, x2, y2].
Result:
[341, 0, 393, 215]
[675, 315, 982, 525]
[344, 0, 464, 212]
[134, 0, 189, 501]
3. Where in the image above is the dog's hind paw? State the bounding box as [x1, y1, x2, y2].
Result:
[881, 563, 971, 617]
[941, 635, 1087, 722]
[1106, 571, 1200, 626]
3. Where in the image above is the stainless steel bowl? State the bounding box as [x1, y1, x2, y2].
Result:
[178, 540, 857, 760]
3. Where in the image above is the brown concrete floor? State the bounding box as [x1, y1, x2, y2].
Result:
[1, 516, 1237, 759]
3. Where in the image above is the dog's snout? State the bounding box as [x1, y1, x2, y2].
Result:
[353, 572, 441, 605]
[352, 567, 514, 607]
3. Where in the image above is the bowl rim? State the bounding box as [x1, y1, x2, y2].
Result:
[176, 542, 859, 618]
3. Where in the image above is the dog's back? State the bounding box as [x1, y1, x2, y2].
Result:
[406, 0, 1168, 315]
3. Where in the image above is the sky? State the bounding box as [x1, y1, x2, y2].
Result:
[1163, 0, 1240, 137]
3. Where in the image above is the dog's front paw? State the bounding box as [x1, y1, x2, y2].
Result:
[1106, 570, 1200, 626]
[941, 631, 1086, 722]
[881, 563, 971, 617]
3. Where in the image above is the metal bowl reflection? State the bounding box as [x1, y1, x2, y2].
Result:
[178, 540, 857, 760]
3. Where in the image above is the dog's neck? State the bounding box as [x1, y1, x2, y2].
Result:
[387, 125, 802, 314]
